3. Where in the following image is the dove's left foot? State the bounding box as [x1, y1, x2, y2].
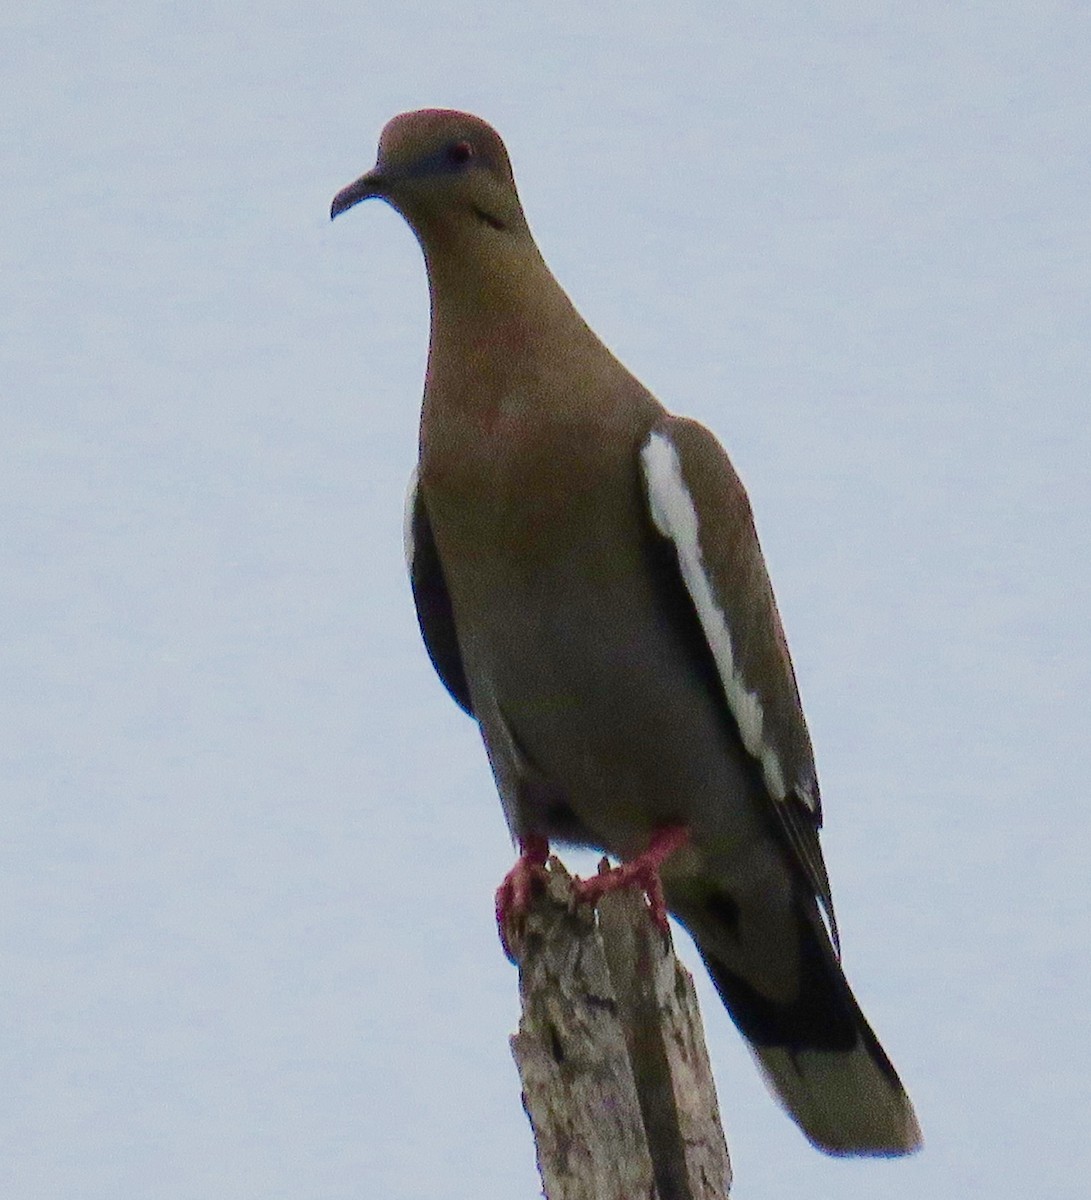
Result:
[495, 834, 550, 960]
[573, 824, 689, 933]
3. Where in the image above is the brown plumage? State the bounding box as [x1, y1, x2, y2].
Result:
[332, 109, 921, 1156]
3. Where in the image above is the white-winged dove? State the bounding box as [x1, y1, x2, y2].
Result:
[332, 110, 921, 1157]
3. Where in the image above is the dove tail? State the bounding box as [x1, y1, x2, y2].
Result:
[687, 896, 922, 1156]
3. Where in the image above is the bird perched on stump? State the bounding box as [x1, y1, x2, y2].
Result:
[331, 109, 921, 1158]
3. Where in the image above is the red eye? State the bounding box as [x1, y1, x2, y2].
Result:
[448, 140, 474, 165]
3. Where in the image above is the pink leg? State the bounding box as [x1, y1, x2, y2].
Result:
[572, 825, 689, 933]
[495, 834, 550, 960]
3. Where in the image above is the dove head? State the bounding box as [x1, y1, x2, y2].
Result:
[331, 110, 530, 248]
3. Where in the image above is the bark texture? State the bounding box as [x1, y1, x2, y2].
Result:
[508, 860, 731, 1200]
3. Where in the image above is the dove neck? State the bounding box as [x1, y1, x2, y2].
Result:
[423, 232, 594, 365]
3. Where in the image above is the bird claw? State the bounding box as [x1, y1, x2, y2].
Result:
[571, 824, 688, 934]
[495, 834, 550, 961]
[495, 826, 688, 958]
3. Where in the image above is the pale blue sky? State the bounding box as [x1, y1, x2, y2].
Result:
[3, 3, 1089, 1196]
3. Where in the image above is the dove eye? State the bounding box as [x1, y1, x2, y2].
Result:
[447, 140, 474, 166]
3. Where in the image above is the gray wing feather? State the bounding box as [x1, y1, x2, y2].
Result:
[639, 416, 838, 948]
[405, 474, 473, 717]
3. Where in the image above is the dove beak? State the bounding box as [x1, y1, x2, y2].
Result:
[330, 168, 388, 220]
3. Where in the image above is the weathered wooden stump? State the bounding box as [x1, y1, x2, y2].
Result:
[507, 860, 732, 1200]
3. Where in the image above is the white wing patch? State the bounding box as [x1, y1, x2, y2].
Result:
[640, 430, 787, 801]
[403, 466, 419, 574]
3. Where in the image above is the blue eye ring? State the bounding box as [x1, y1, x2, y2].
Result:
[447, 140, 474, 166]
